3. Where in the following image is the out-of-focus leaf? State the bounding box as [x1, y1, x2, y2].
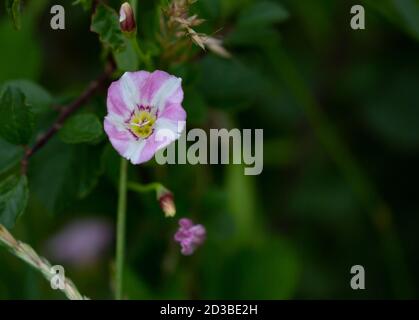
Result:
[226, 163, 262, 244]
[0, 13, 41, 82]
[0, 174, 28, 229]
[0, 86, 34, 145]
[365, 0, 419, 41]
[30, 140, 105, 214]
[76, 145, 105, 198]
[227, 1, 288, 48]
[0, 80, 52, 114]
[220, 0, 253, 18]
[363, 72, 419, 149]
[237, 1, 289, 28]
[72, 0, 92, 11]
[183, 88, 208, 125]
[91, 4, 125, 53]
[123, 267, 153, 299]
[210, 239, 300, 299]
[392, 0, 419, 40]
[5, 0, 21, 30]
[289, 169, 360, 225]
[226, 26, 279, 47]
[199, 56, 271, 110]
[0, 139, 24, 175]
[59, 113, 103, 144]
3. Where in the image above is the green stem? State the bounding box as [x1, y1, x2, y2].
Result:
[115, 158, 128, 300]
[130, 37, 153, 70]
[128, 181, 165, 194]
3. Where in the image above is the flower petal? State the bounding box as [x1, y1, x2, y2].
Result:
[159, 103, 187, 122]
[107, 82, 131, 118]
[104, 117, 132, 156]
[123, 139, 147, 164]
[139, 71, 183, 112]
[119, 71, 150, 111]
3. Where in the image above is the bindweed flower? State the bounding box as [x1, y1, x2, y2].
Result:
[174, 218, 206, 255]
[104, 70, 186, 164]
[119, 2, 136, 34]
[157, 188, 176, 217]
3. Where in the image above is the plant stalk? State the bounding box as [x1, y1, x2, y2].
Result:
[115, 158, 128, 300]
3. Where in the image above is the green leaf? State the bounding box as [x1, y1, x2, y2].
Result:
[59, 113, 103, 144]
[0, 80, 52, 114]
[219, 240, 300, 299]
[30, 140, 105, 214]
[226, 26, 279, 47]
[199, 56, 272, 110]
[183, 88, 208, 125]
[365, 0, 419, 41]
[0, 174, 28, 229]
[91, 4, 125, 53]
[237, 1, 289, 28]
[0, 19, 41, 83]
[226, 163, 262, 244]
[0, 138, 24, 175]
[5, 0, 21, 30]
[392, 0, 419, 40]
[76, 145, 105, 198]
[0, 86, 34, 145]
[72, 0, 92, 11]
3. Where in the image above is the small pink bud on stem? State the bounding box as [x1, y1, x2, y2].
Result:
[119, 2, 136, 34]
[157, 187, 176, 217]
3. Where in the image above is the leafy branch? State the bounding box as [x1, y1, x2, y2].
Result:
[21, 60, 116, 174]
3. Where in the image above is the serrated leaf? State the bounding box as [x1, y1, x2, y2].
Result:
[91, 4, 125, 53]
[59, 113, 103, 144]
[0, 174, 28, 229]
[0, 86, 34, 145]
[5, 0, 21, 30]
[0, 80, 52, 114]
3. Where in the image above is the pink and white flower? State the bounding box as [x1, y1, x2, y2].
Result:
[104, 70, 186, 164]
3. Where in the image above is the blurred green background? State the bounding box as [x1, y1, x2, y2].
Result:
[1, 0, 419, 299]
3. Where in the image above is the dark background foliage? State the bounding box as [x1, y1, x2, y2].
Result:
[1, 0, 419, 299]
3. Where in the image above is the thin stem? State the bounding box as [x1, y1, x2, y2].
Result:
[115, 158, 128, 300]
[130, 36, 153, 70]
[128, 181, 165, 193]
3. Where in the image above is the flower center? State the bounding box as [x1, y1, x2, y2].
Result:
[129, 110, 156, 139]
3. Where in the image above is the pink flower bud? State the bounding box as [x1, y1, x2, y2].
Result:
[157, 188, 176, 217]
[119, 2, 136, 34]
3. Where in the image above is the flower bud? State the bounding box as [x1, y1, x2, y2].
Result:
[119, 2, 136, 34]
[157, 188, 176, 218]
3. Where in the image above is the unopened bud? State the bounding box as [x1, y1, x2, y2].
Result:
[119, 2, 136, 34]
[157, 189, 176, 218]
